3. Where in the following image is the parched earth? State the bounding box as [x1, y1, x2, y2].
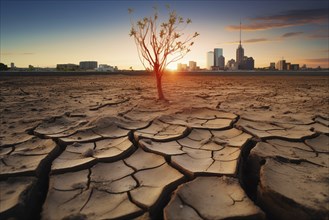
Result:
[0, 73, 328, 219]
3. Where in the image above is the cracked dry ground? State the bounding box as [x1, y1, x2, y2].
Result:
[0, 74, 328, 220]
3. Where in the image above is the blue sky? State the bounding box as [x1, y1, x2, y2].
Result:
[1, 0, 328, 69]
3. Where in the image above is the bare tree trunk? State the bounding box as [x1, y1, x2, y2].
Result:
[156, 72, 165, 100]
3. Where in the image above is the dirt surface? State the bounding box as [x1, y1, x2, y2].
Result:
[1, 74, 328, 137]
[0, 73, 328, 219]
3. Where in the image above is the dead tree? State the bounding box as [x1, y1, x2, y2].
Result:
[129, 7, 199, 100]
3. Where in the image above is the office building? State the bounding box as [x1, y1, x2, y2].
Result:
[269, 62, 276, 70]
[214, 48, 223, 67]
[176, 63, 182, 71]
[182, 64, 188, 71]
[290, 64, 299, 70]
[236, 45, 244, 67]
[177, 63, 183, 71]
[276, 60, 286, 70]
[97, 64, 116, 72]
[189, 61, 197, 71]
[275, 59, 300, 71]
[79, 61, 98, 70]
[236, 21, 244, 68]
[226, 59, 237, 70]
[206, 51, 214, 70]
[218, 55, 225, 69]
[242, 56, 254, 70]
[177, 63, 188, 71]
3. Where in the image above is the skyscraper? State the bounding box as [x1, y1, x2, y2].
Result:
[206, 51, 214, 70]
[214, 48, 223, 67]
[276, 60, 286, 70]
[236, 21, 244, 68]
[218, 55, 225, 69]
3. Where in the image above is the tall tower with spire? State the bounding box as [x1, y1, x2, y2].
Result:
[236, 20, 244, 69]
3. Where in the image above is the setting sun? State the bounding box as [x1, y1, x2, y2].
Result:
[166, 63, 177, 71]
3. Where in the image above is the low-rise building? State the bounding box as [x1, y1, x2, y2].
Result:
[79, 61, 98, 70]
[290, 64, 299, 70]
[226, 59, 238, 70]
[97, 64, 117, 72]
[177, 63, 188, 71]
[189, 61, 197, 71]
[56, 64, 79, 71]
[276, 59, 299, 71]
[243, 57, 254, 70]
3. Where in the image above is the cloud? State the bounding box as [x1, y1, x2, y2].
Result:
[302, 58, 329, 67]
[308, 33, 328, 39]
[244, 38, 269, 43]
[251, 8, 328, 22]
[225, 38, 271, 44]
[303, 58, 328, 63]
[300, 58, 329, 68]
[228, 22, 294, 31]
[282, 32, 303, 38]
[320, 49, 329, 53]
[227, 8, 328, 31]
[309, 34, 328, 39]
[1, 52, 35, 56]
[306, 28, 328, 39]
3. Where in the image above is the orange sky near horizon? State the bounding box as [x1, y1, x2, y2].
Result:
[1, 1, 328, 69]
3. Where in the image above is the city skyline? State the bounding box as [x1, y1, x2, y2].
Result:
[1, 0, 328, 69]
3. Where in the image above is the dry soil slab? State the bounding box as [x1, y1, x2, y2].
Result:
[140, 128, 251, 177]
[34, 114, 147, 141]
[164, 176, 265, 220]
[0, 177, 37, 219]
[51, 136, 135, 173]
[159, 108, 237, 129]
[42, 148, 185, 219]
[0, 138, 59, 177]
[247, 135, 329, 219]
[134, 119, 188, 141]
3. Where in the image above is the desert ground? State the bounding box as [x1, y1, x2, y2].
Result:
[0, 72, 328, 220]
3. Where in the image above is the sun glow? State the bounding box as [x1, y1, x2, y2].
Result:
[166, 63, 177, 71]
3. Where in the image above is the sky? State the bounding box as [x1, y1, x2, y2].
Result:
[0, 0, 328, 69]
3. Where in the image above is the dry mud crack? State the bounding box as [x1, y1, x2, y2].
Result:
[0, 107, 328, 220]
